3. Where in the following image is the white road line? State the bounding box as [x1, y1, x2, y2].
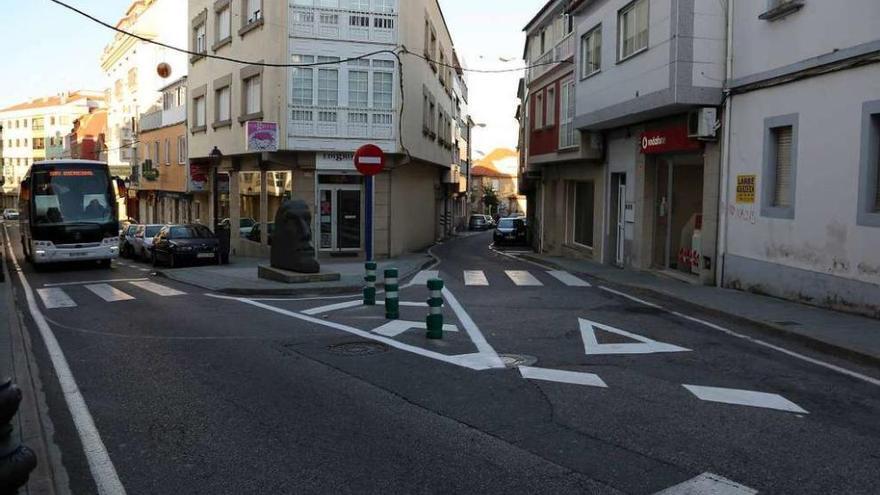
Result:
[85, 284, 135, 302]
[655, 472, 757, 495]
[546, 270, 591, 287]
[372, 320, 459, 337]
[598, 286, 663, 308]
[2, 225, 126, 494]
[441, 287, 504, 367]
[505, 270, 543, 286]
[579, 318, 691, 355]
[683, 384, 808, 414]
[519, 366, 608, 388]
[128, 280, 185, 297]
[410, 270, 439, 286]
[43, 278, 148, 288]
[36, 287, 77, 309]
[138, 268, 150, 272]
[303, 299, 365, 315]
[463, 270, 489, 286]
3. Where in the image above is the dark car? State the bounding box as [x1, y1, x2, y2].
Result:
[469, 214, 494, 231]
[493, 217, 527, 246]
[151, 224, 220, 268]
[246, 222, 275, 245]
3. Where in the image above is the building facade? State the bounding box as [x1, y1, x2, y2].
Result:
[101, 0, 187, 178]
[64, 109, 108, 161]
[470, 148, 525, 217]
[0, 91, 105, 207]
[186, 0, 469, 259]
[720, 0, 880, 316]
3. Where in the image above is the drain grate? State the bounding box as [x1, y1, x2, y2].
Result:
[328, 341, 389, 356]
[499, 354, 538, 368]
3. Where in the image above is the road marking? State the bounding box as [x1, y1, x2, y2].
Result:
[2, 225, 126, 494]
[683, 384, 808, 414]
[547, 270, 591, 287]
[464, 270, 489, 286]
[410, 270, 439, 286]
[303, 299, 364, 315]
[519, 366, 608, 388]
[138, 268, 150, 272]
[597, 285, 880, 387]
[580, 318, 691, 355]
[441, 287, 504, 367]
[372, 320, 459, 337]
[36, 287, 77, 309]
[85, 284, 135, 302]
[128, 280, 185, 297]
[655, 472, 757, 495]
[505, 270, 543, 286]
[43, 278, 148, 288]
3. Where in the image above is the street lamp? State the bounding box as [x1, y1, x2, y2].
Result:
[209, 147, 223, 230]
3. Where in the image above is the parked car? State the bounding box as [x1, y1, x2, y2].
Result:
[220, 217, 257, 238]
[469, 214, 494, 231]
[118, 218, 138, 236]
[119, 223, 140, 258]
[3, 208, 19, 220]
[151, 224, 219, 268]
[493, 217, 527, 246]
[246, 222, 275, 245]
[132, 224, 165, 260]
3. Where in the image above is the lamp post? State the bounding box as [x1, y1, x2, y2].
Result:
[209, 146, 223, 230]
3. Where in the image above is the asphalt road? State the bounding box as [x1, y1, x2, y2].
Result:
[4, 223, 880, 494]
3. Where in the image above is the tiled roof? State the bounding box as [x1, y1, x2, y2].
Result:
[77, 110, 108, 138]
[0, 91, 102, 113]
[472, 148, 520, 177]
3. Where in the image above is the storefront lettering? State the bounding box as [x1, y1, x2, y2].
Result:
[640, 126, 702, 154]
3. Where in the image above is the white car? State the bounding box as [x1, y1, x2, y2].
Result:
[2, 208, 18, 220]
[132, 224, 165, 260]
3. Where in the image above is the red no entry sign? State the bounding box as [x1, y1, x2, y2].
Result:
[354, 144, 385, 176]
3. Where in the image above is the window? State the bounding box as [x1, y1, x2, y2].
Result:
[374, 0, 394, 13]
[559, 80, 578, 149]
[165, 138, 171, 165]
[349, 113, 368, 124]
[580, 26, 601, 78]
[33, 138, 45, 150]
[318, 69, 338, 106]
[349, 15, 369, 27]
[292, 110, 312, 121]
[245, 0, 262, 24]
[373, 71, 392, 110]
[128, 68, 138, 88]
[217, 4, 231, 41]
[534, 92, 544, 130]
[291, 55, 314, 106]
[571, 182, 595, 247]
[618, 0, 648, 60]
[194, 96, 206, 128]
[546, 86, 556, 128]
[374, 17, 393, 29]
[195, 22, 206, 53]
[348, 71, 368, 108]
[350, 0, 369, 10]
[320, 13, 338, 25]
[216, 86, 231, 122]
[154, 142, 160, 165]
[373, 114, 392, 125]
[294, 11, 314, 23]
[50, 116, 56, 125]
[178, 135, 186, 164]
[244, 75, 261, 114]
[761, 114, 798, 219]
[858, 100, 880, 226]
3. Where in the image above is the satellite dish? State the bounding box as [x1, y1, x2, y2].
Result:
[157, 62, 172, 78]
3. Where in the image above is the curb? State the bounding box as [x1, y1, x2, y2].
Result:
[518, 253, 880, 369]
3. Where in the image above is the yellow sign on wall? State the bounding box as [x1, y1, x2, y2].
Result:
[736, 175, 756, 204]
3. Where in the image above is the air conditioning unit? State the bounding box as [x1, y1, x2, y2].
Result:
[688, 108, 717, 139]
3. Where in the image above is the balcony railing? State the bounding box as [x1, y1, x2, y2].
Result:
[526, 33, 575, 84]
[289, 105, 395, 141]
[290, 6, 397, 44]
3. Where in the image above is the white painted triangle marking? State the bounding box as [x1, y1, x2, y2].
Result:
[519, 366, 607, 388]
[36, 288, 77, 309]
[683, 384, 808, 414]
[547, 270, 591, 287]
[654, 472, 758, 495]
[579, 318, 691, 355]
[372, 320, 458, 337]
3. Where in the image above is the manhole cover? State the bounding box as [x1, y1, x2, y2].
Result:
[328, 341, 389, 356]
[499, 354, 538, 368]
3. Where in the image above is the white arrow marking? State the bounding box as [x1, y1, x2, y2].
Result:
[372, 320, 459, 337]
[579, 318, 691, 355]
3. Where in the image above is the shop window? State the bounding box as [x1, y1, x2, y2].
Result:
[570, 181, 595, 248]
[239, 171, 261, 239]
[761, 114, 798, 219]
[857, 100, 880, 227]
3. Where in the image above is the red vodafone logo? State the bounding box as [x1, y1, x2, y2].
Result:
[354, 144, 385, 176]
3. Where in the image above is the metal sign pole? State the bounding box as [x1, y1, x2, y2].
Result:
[365, 174, 374, 262]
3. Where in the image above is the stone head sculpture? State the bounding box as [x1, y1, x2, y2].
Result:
[270, 199, 320, 274]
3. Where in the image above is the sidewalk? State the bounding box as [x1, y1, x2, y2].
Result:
[520, 252, 880, 366]
[156, 252, 435, 296]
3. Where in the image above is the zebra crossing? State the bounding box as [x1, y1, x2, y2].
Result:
[416, 269, 591, 288]
[36, 280, 187, 309]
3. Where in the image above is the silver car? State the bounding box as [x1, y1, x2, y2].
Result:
[132, 224, 165, 261]
[2, 208, 18, 220]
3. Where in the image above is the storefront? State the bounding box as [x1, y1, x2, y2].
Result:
[315, 153, 364, 255]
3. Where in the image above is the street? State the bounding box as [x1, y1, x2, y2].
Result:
[3, 222, 880, 494]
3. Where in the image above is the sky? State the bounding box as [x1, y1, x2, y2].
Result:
[0, 0, 533, 154]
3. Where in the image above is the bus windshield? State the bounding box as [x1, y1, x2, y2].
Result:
[32, 168, 113, 225]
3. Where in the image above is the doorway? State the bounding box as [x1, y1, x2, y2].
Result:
[653, 155, 704, 276]
[318, 184, 362, 252]
[609, 173, 627, 267]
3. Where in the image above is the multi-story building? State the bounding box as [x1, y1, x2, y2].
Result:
[136, 77, 198, 225]
[0, 91, 105, 206]
[101, 0, 187, 178]
[519, 0, 605, 260]
[186, 0, 468, 259]
[719, 0, 880, 316]
[64, 109, 108, 161]
[470, 148, 525, 217]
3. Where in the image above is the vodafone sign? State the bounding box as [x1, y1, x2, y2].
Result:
[354, 144, 386, 176]
[640, 126, 702, 154]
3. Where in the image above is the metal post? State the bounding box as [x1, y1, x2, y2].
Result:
[0, 378, 37, 491]
[364, 262, 377, 306]
[426, 278, 444, 339]
[384, 268, 399, 319]
[365, 175, 374, 261]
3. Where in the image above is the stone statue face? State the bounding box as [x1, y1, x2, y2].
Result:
[285, 201, 313, 252]
[271, 199, 320, 273]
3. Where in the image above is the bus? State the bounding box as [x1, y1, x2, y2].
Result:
[19, 160, 126, 268]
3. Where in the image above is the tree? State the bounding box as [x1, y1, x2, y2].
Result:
[481, 184, 500, 215]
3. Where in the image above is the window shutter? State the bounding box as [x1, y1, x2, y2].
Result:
[773, 126, 793, 207]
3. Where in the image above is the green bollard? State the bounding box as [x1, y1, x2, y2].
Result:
[384, 268, 399, 319]
[426, 278, 444, 339]
[364, 262, 377, 306]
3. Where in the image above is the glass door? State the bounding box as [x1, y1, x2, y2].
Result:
[318, 186, 362, 251]
[319, 189, 333, 250]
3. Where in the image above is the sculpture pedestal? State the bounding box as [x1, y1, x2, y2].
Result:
[258, 265, 341, 284]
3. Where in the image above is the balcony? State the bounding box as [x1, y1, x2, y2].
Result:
[526, 33, 575, 84]
[290, 6, 397, 44]
[140, 106, 186, 132]
[289, 106, 395, 141]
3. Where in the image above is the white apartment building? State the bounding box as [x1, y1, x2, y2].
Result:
[187, 0, 469, 259]
[0, 91, 105, 204]
[101, 0, 187, 178]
